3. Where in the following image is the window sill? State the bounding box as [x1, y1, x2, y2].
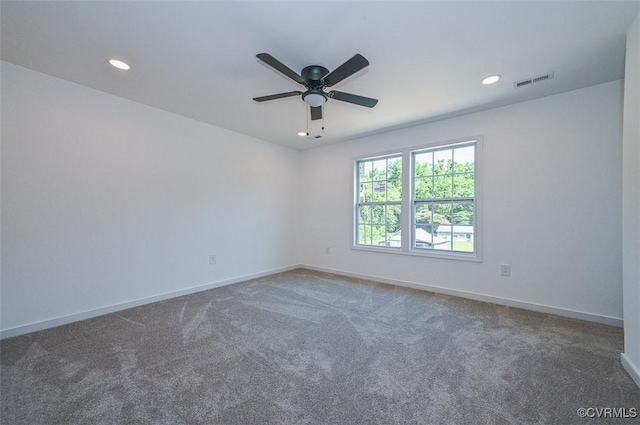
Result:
[351, 245, 482, 262]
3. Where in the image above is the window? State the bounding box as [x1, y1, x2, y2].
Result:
[354, 138, 480, 261]
[355, 154, 402, 248]
[413, 142, 476, 253]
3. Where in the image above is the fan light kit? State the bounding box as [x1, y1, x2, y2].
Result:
[108, 59, 131, 70]
[252, 53, 378, 127]
[302, 91, 327, 107]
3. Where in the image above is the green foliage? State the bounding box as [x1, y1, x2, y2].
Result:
[415, 158, 474, 200]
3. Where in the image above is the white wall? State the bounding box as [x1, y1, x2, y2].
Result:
[622, 12, 640, 387]
[301, 80, 624, 325]
[0, 62, 301, 336]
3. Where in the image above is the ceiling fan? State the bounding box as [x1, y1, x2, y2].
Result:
[252, 53, 378, 120]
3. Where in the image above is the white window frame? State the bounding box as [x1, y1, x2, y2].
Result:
[353, 152, 403, 250]
[352, 136, 482, 262]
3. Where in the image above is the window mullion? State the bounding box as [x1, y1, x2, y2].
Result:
[401, 150, 411, 251]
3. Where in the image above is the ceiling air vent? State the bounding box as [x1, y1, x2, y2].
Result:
[314, 135, 323, 139]
[514, 72, 554, 88]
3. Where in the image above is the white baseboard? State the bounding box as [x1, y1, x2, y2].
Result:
[299, 264, 624, 328]
[621, 353, 640, 388]
[0, 265, 299, 340]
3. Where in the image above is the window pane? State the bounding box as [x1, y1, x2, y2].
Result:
[433, 149, 452, 176]
[371, 205, 385, 224]
[453, 241, 474, 252]
[433, 202, 452, 229]
[373, 159, 386, 179]
[452, 202, 474, 225]
[453, 172, 474, 198]
[415, 203, 432, 225]
[358, 224, 372, 245]
[358, 162, 367, 180]
[358, 205, 372, 224]
[362, 161, 373, 181]
[359, 182, 372, 202]
[387, 179, 402, 201]
[447, 203, 475, 252]
[387, 157, 402, 201]
[433, 175, 453, 198]
[453, 146, 475, 173]
[433, 241, 453, 251]
[373, 180, 387, 202]
[415, 152, 433, 177]
[386, 205, 401, 234]
[385, 223, 398, 240]
[415, 177, 433, 199]
[388, 157, 402, 180]
[382, 227, 401, 247]
[371, 225, 386, 246]
[414, 226, 434, 250]
[414, 203, 435, 249]
[386, 227, 401, 247]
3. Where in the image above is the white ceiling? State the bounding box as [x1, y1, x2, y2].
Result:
[2, 1, 638, 150]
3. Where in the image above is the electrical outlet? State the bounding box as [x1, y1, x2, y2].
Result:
[325, 247, 331, 254]
[209, 255, 217, 265]
[500, 264, 511, 276]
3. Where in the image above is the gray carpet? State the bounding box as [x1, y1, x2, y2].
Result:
[1, 269, 638, 424]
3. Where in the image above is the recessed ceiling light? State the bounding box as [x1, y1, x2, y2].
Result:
[108, 59, 131, 70]
[297, 132, 307, 137]
[482, 75, 501, 85]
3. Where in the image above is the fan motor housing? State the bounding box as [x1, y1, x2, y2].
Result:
[301, 66, 329, 86]
[252, 53, 378, 115]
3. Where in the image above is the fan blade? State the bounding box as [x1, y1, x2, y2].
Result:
[310, 106, 322, 120]
[329, 91, 378, 108]
[253, 91, 301, 102]
[256, 53, 305, 85]
[323, 54, 370, 87]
